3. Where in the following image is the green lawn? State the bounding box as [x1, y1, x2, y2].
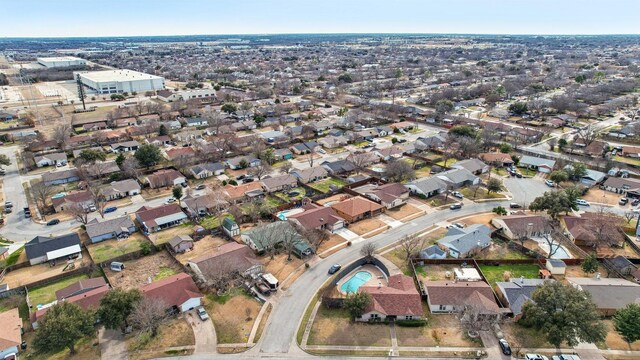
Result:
[478, 264, 540, 287]
[275, 187, 307, 202]
[154, 266, 178, 280]
[460, 187, 506, 200]
[266, 196, 285, 207]
[1, 246, 23, 267]
[200, 213, 233, 230]
[308, 178, 347, 193]
[614, 155, 640, 167]
[516, 167, 537, 177]
[492, 167, 508, 176]
[28, 274, 91, 306]
[87, 234, 148, 264]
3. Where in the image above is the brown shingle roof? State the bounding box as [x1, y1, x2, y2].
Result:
[0, 308, 21, 350]
[140, 273, 202, 308]
[56, 277, 107, 300]
[189, 242, 258, 276]
[289, 204, 344, 229]
[331, 196, 383, 217]
[360, 274, 422, 316]
[135, 204, 184, 223]
[425, 281, 499, 312]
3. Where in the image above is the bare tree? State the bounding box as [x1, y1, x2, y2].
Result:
[281, 221, 303, 261]
[199, 259, 238, 294]
[67, 203, 89, 224]
[585, 209, 625, 251]
[360, 242, 377, 259]
[30, 181, 54, 219]
[457, 303, 500, 335]
[539, 220, 566, 259]
[384, 160, 416, 182]
[279, 162, 293, 174]
[129, 297, 167, 338]
[399, 233, 423, 261]
[306, 148, 316, 168]
[576, 124, 600, 147]
[248, 163, 272, 180]
[88, 185, 108, 219]
[204, 109, 225, 134]
[52, 122, 72, 147]
[623, 212, 636, 225]
[349, 152, 371, 175]
[122, 157, 141, 179]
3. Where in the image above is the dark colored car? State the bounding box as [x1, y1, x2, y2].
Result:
[181, 182, 188, 188]
[632, 199, 640, 206]
[104, 206, 118, 213]
[499, 339, 512, 355]
[449, 203, 463, 210]
[195, 184, 206, 190]
[328, 264, 342, 275]
[510, 203, 522, 209]
[46, 219, 60, 226]
[4, 207, 11, 214]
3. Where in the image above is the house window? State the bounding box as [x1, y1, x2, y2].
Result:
[406, 315, 414, 320]
[439, 305, 446, 311]
[370, 313, 379, 319]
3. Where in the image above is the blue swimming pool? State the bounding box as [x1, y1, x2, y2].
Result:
[340, 271, 373, 293]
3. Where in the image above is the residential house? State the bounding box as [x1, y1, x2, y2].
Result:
[146, 169, 186, 189]
[510, 127, 543, 143]
[424, 281, 500, 317]
[479, 152, 514, 168]
[162, 120, 182, 130]
[56, 278, 108, 300]
[567, 277, 640, 316]
[564, 165, 606, 186]
[189, 162, 225, 179]
[52, 190, 95, 213]
[224, 182, 264, 204]
[451, 159, 489, 175]
[602, 176, 640, 197]
[25, 233, 82, 265]
[436, 168, 480, 188]
[140, 273, 203, 313]
[81, 161, 120, 178]
[346, 152, 380, 167]
[115, 117, 137, 128]
[165, 147, 196, 162]
[0, 110, 16, 121]
[318, 135, 349, 149]
[110, 140, 140, 153]
[174, 130, 203, 142]
[261, 174, 299, 193]
[389, 121, 415, 131]
[573, 139, 608, 157]
[241, 221, 313, 257]
[226, 155, 261, 170]
[322, 159, 356, 175]
[188, 242, 262, 284]
[405, 177, 448, 198]
[182, 193, 228, 217]
[290, 141, 320, 155]
[146, 135, 172, 147]
[495, 278, 551, 320]
[222, 218, 240, 237]
[357, 274, 423, 322]
[82, 122, 107, 132]
[355, 129, 379, 141]
[34, 152, 68, 167]
[518, 155, 556, 173]
[168, 235, 194, 253]
[184, 117, 207, 127]
[274, 148, 294, 160]
[102, 179, 141, 200]
[331, 196, 384, 223]
[0, 309, 22, 359]
[359, 183, 409, 209]
[135, 204, 188, 233]
[491, 214, 550, 240]
[436, 224, 492, 258]
[373, 146, 404, 161]
[85, 216, 137, 243]
[291, 166, 328, 184]
[415, 133, 447, 150]
[72, 147, 103, 159]
[622, 146, 640, 158]
[31, 283, 109, 329]
[42, 169, 80, 186]
[563, 213, 625, 247]
[288, 203, 345, 233]
[419, 245, 447, 259]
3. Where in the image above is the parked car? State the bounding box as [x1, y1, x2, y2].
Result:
[453, 223, 465, 229]
[576, 199, 590, 206]
[451, 191, 464, 199]
[619, 197, 629, 205]
[498, 339, 512, 355]
[551, 355, 581, 360]
[4, 201, 12, 208]
[525, 354, 549, 360]
[632, 199, 640, 206]
[449, 203, 463, 210]
[165, 197, 177, 204]
[4, 207, 11, 214]
[328, 264, 341, 275]
[104, 206, 117, 213]
[56, 162, 65, 167]
[318, 148, 327, 154]
[545, 179, 555, 187]
[46, 219, 60, 226]
[195, 184, 206, 190]
[196, 306, 209, 321]
[509, 202, 522, 209]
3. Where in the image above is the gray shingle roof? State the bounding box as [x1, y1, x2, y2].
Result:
[437, 224, 492, 256]
[25, 233, 81, 259]
[85, 216, 136, 239]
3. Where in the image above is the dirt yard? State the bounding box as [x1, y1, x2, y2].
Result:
[204, 288, 262, 344]
[475, 242, 531, 260]
[307, 306, 392, 347]
[416, 264, 458, 282]
[148, 224, 194, 245]
[386, 204, 425, 221]
[582, 188, 620, 206]
[396, 313, 481, 347]
[262, 253, 304, 284]
[501, 321, 554, 350]
[349, 218, 388, 236]
[599, 320, 640, 350]
[127, 317, 195, 359]
[106, 251, 183, 290]
[459, 213, 498, 228]
[3, 249, 92, 288]
[317, 234, 348, 255]
[175, 236, 230, 264]
[87, 233, 150, 264]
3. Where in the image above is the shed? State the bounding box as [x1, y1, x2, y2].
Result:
[454, 268, 482, 282]
[546, 259, 566, 275]
[222, 217, 240, 237]
[169, 235, 194, 254]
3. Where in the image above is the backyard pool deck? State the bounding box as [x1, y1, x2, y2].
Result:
[335, 264, 387, 296]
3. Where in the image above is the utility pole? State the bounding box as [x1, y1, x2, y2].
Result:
[76, 74, 86, 110]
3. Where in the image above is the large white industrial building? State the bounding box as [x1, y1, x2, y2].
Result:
[74, 69, 165, 94]
[37, 56, 87, 68]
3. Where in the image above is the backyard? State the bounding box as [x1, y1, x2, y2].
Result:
[148, 223, 194, 245]
[87, 233, 150, 264]
[307, 306, 392, 347]
[105, 251, 183, 290]
[308, 177, 347, 193]
[204, 287, 262, 344]
[175, 236, 229, 264]
[28, 273, 91, 306]
[274, 186, 307, 202]
[478, 263, 540, 288]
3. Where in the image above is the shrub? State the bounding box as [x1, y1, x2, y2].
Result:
[396, 319, 428, 327]
[140, 242, 152, 256]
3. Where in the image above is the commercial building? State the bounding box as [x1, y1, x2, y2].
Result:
[74, 69, 165, 94]
[37, 56, 87, 68]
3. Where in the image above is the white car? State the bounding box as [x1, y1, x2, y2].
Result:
[525, 355, 549, 360]
[575, 199, 590, 206]
[164, 197, 177, 204]
[545, 179, 555, 187]
[196, 306, 209, 321]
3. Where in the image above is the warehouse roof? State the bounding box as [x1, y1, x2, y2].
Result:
[76, 69, 163, 82]
[38, 56, 85, 62]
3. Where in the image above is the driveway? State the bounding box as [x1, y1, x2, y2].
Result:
[98, 327, 128, 360]
[185, 309, 217, 353]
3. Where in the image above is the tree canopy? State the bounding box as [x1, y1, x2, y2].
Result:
[221, 103, 237, 114]
[529, 190, 578, 219]
[0, 154, 10, 166]
[613, 303, 640, 344]
[449, 125, 477, 138]
[79, 149, 107, 163]
[33, 302, 94, 355]
[344, 292, 371, 319]
[134, 144, 162, 168]
[508, 101, 528, 115]
[97, 288, 142, 330]
[521, 281, 606, 347]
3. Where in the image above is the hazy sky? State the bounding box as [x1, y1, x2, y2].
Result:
[3, 0, 639, 37]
